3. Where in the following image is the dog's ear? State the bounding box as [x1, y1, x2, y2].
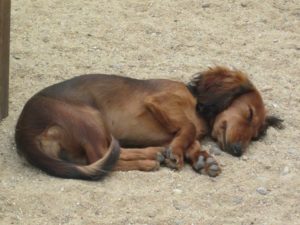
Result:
[253, 115, 284, 140]
[265, 115, 284, 129]
[187, 66, 256, 119]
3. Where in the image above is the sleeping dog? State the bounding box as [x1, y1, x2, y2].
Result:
[15, 66, 282, 180]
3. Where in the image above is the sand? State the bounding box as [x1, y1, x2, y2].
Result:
[1, 0, 300, 224]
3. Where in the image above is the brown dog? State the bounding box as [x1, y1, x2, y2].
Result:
[15, 66, 282, 180]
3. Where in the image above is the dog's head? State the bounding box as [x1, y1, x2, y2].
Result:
[188, 66, 283, 156]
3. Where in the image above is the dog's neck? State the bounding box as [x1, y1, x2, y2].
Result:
[186, 83, 197, 98]
[186, 84, 217, 125]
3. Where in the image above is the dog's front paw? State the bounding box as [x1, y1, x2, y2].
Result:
[193, 153, 221, 177]
[162, 147, 184, 170]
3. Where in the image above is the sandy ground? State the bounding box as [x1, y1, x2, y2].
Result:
[1, 0, 300, 224]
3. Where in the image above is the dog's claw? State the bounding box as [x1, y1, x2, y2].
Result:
[162, 147, 183, 170]
[207, 164, 220, 177]
[156, 152, 165, 163]
[194, 156, 205, 170]
[164, 147, 174, 159]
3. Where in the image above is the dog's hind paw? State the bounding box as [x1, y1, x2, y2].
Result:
[193, 154, 221, 177]
[156, 152, 165, 163]
[162, 147, 184, 170]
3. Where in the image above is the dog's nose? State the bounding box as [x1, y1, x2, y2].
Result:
[227, 143, 243, 157]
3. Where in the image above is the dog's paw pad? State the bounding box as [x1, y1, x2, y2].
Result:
[193, 154, 221, 177]
[207, 164, 220, 177]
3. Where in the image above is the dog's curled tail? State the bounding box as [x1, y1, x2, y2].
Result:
[76, 137, 120, 180]
[16, 133, 120, 180]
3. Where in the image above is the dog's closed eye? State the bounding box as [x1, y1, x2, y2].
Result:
[247, 106, 254, 123]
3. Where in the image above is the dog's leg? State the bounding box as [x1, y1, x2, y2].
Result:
[112, 147, 165, 171]
[161, 122, 196, 169]
[113, 159, 160, 171]
[145, 93, 197, 170]
[185, 141, 221, 177]
[119, 147, 165, 162]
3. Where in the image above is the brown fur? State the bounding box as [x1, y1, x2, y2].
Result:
[15, 66, 282, 180]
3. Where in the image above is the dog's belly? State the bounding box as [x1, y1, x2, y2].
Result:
[112, 123, 173, 147]
[108, 111, 173, 148]
[117, 129, 172, 148]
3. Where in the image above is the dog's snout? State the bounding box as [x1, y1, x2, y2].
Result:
[226, 143, 243, 157]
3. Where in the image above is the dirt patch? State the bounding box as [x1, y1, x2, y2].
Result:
[1, 0, 299, 224]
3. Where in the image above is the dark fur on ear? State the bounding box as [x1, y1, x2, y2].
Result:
[187, 66, 256, 120]
[265, 115, 284, 129]
[253, 115, 284, 140]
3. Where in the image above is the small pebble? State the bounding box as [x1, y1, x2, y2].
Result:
[174, 219, 184, 225]
[261, 86, 273, 92]
[256, 187, 269, 195]
[202, 3, 211, 8]
[281, 166, 289, 175]
[264, 165, 271, 169]
[147, 211, 156, 218]
[172, 200, 186, 210]
[241, 2, 247, 7]
[13, 55, 21, 60]
[232, 196, 243, 204]
[242, 155, 249, 161]
[173, 189, 183, 194]
[287, 148, 298, 156]
[42, 37, 49, 43]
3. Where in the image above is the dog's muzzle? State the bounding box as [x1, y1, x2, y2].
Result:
[225, 143, 243, 157]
